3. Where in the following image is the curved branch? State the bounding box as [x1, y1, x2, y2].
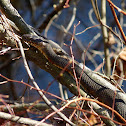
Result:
[0, 0, 34, 34]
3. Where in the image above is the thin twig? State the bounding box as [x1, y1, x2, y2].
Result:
[70, 21, 81, 96]
[107, 0, 126, 44]
[107, 0, 126, 15]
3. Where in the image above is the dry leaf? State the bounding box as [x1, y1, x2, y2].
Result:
[107, 30, 115, 46]
[119, 47, 126, 61]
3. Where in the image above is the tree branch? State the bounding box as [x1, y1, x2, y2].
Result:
[0, 111, 52, 126]
[0, 0, 126, 125]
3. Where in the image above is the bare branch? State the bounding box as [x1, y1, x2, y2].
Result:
[0, 111, 52, 126]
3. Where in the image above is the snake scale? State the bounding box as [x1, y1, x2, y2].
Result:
[22, 34, 126, 123]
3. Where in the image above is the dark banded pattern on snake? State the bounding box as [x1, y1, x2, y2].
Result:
[22, 34, 126, 122]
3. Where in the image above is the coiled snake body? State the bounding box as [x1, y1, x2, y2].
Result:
[22, 34, 126, 123]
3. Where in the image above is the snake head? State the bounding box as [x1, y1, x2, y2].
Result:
[22, 34, 68, 56]
[22, 34, 47, 43]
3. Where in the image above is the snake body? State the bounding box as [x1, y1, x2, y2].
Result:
[22, 34, 126, 122]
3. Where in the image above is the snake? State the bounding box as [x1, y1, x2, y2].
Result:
[22, 34, 126, 123]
